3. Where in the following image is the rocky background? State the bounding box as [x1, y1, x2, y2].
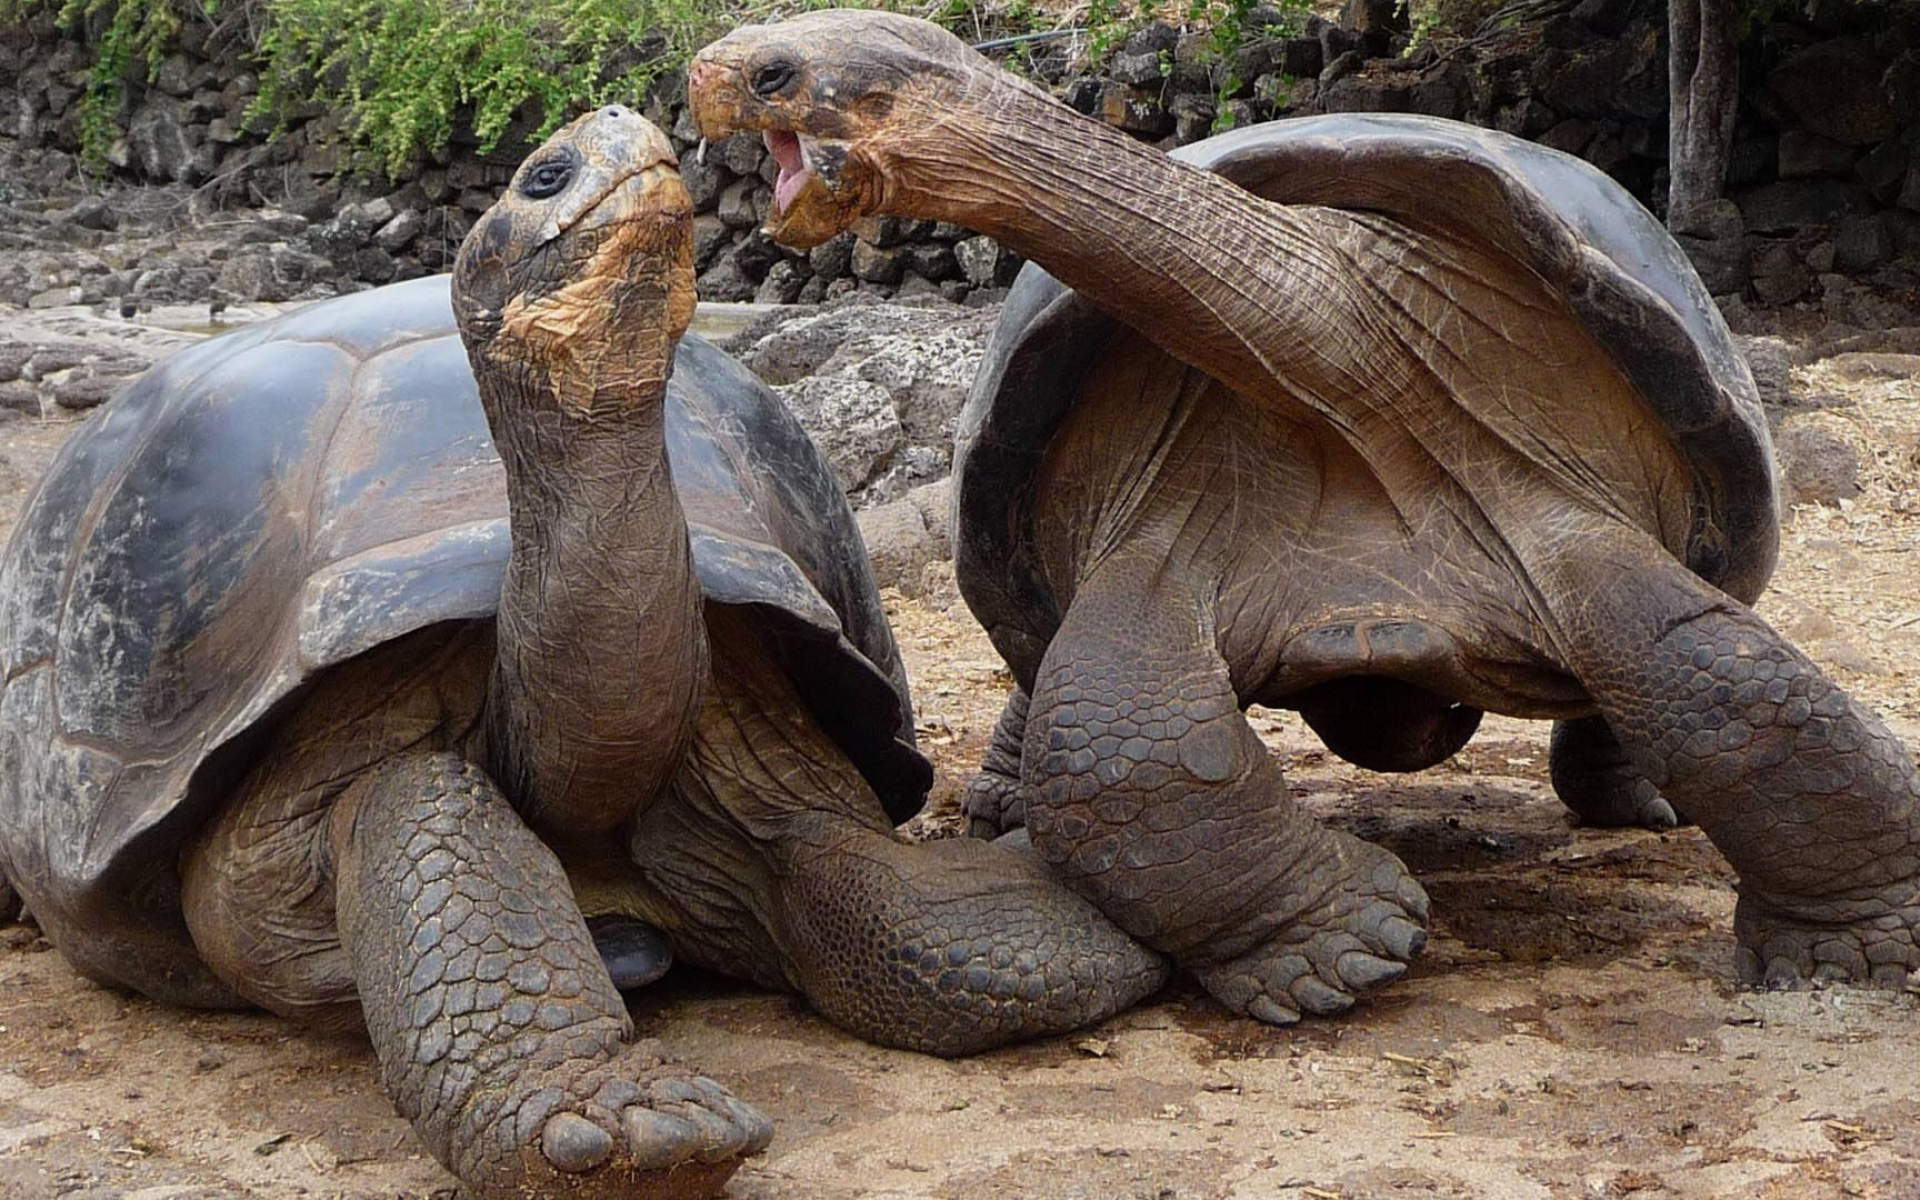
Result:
[1, 0, 1916, 570]
[6, 0, 1920, 315]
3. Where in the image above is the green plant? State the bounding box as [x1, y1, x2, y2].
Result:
[0, 0, 208, 170]
[1184, 0, 1309, 131]
[1, 0, 969, 179]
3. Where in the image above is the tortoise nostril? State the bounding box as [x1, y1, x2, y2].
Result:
[603, 105, 630, 119]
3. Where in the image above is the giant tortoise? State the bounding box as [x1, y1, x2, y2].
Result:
[0, 108, 1163, 1199]
[691, 11, 1920, 1027]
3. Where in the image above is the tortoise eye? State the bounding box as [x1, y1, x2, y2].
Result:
[521, 158, 574, 199]
[752, 61, 796, 98]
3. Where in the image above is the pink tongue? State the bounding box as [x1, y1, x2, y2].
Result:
[764, 130, 808, 214]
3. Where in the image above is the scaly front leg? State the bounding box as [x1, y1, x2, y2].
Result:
[1023, 563, 1429, 1025]
[330, 753, 771, 1199]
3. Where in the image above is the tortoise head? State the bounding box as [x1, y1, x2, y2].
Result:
[689, 10, 988, 248]
[453, 105, 694, 413]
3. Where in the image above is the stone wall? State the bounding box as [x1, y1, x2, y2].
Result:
[3, 0, 1919, 313]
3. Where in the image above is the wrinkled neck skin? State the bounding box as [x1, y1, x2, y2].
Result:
[476, 354, 709, 835]
[886, 73, 1369, 413]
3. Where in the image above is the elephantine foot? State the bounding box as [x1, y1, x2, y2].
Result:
[458, 1050, 773, 1200]
[962, 767, 1027, 840]
[1196, 835, 1430, 1026]
[1734, 883, 1920, 991]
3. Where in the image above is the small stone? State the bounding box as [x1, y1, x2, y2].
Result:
[1776, 417, 1861, 506]
[716, 178, 760, 230]
[857, 499, 938, 593]
[373, 209, 424, 253]
[754, 259, 809, 304]
[851, 240, 906, 285]
[26, 286, 83, 309]
[954, 236, 1020, 288]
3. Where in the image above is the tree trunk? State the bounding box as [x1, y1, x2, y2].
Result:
[1667, 0, 1740, 225]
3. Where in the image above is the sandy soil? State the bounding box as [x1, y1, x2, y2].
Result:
[1, 331, 1918, 1200]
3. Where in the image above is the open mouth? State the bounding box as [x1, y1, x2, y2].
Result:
[765, 129, 812, 215]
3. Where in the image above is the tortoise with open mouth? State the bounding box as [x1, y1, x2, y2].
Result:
[689, 10, 1920, 1028]
[0, 106, 1164, 1198]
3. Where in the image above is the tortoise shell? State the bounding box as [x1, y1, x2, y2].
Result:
[0, 274, 928, 1003]
[954, 114, 1777, 684]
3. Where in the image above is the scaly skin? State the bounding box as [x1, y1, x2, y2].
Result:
[330, 753, 768, 1198]
[576, 609, 1168, 1056]
[1549, 528, 1920, 987]
[686, 10, 1920, 1006]
[1550, 715, 1685, 830]
[963, 688, 1031, 839]
[1023, 566, 1427, 1024]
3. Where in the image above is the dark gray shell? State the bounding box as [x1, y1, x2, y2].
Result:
[0, 274, 928, 1002]
[955, 114, 1778, 682]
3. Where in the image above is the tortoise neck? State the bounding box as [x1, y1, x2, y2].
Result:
[892, 76, 1363, 408]
[477, 364, 708, 834]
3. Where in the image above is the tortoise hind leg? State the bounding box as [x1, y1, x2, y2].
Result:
[963, 687, 1031, 839]
[0, 869, 18, 923]
[1550, 715, 1687, 829]
[330, 752, 770, 1198]
[614, 609, 1166, 1057]
[1545, 530, 1920, 989]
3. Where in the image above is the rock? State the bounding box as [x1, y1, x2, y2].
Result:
[1343, 0, 1408, 55]
[127, 97, 208, 184]
[1775, 416, 1860, 506]
[49, 364, 128, 410]
[0, 381, 41, 416]
[213, 245, 334, 303]
[57, 196, 118, 233]
[1832, 214, 1892, 273]
[1887, 51, 1920, 125]
[905, 476, 954, 556]
[856, 499, 939, 593]
[696, 246, 759, 302]
[1748, 238, 1815, 306]
[1281, 38, 1323, 79]
[372, 209, 423, 253]
[775, 376, 904, 494]
[719, 132, 764, 177]
[716, 177, 760, 229]
[753, 259, 808, 305]
[730, 229, 782, 278]
[680, 154, 729, 209]
[1124, 20, 1179, 58]
[1737, 335, 1794, 411]
[732, 300, 998, 500]
[809, 233, 855, 281]
[27, 286, 83, 309]
[1735, 180, 1875, 233]
[905, 244, 959, 283]
[1108, 51, 1166, 87]
[1097, 84, 1172, 138]
[1768, 39, 1895, 145]
[1172, 93, 1217, 144]
[851, 240, 906, 285]
[1321, 70, 1410, 115]
[1777, 130, 1856, 179]
[1063, 78, 1103, 115]
[1855, 140, 1910, 205]
[351, 247, 398, 284]
[1571, 0, 1636, 35]
[692, 216, 730, 272]
[954, 236, 1020, 288]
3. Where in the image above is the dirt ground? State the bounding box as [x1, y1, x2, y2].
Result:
[1, 327, 1919, 1200]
